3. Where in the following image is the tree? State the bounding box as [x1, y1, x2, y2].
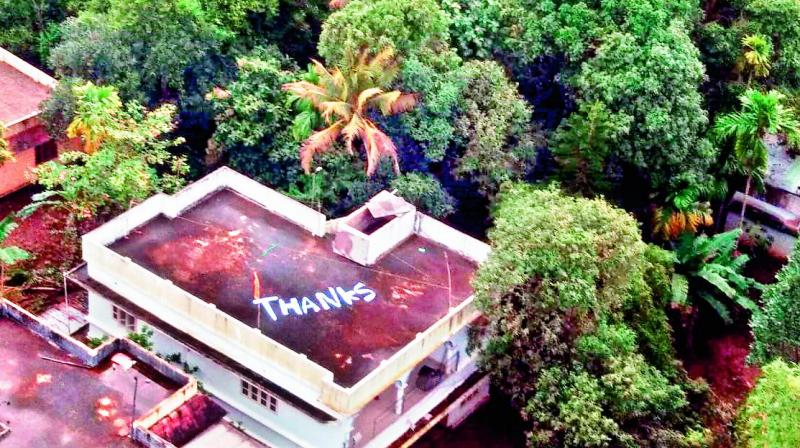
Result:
[574, 27, 715, 194]
[739, 34, 773, 84]
[35, 83, 188, 218]
[751, 243, 800, 364]
[670, 229, 761, 324]
[66, 82, 123, 153]
[474, 184, 710, 447]
[390, 173, 455, 218]
[652, 184, 718, 240]
[50, 0, 235, 106]
[452, 60, 541, 196]
[739, 0, 800, 86]
[317, 0, 450, 65]
[551, 101, 631, 197]
[736, 359, 800, 447]
[0, 214, 30, 299]
[282, 48, 417, 175]
[714, 89, 800, 227]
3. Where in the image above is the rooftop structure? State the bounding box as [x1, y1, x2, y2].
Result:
[0, 298, 218, 448]
[78, 167, 490, 447]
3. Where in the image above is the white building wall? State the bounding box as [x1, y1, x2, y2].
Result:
[87, 292, 354, 448]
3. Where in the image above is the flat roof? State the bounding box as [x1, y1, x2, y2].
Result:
[109, 189, 477, 387]
[0, 61, 50, 124]
[0, 319, 177, 447]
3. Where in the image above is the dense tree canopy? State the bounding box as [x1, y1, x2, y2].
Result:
[317, 0, 450, 64]
[474, 184, 709, 447]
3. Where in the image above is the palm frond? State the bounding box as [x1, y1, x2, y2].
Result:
[701, 292, 733, 324]
[0, 216, 18, 243]
[671, 273, 689, 305]
[299, 121, 343, 173]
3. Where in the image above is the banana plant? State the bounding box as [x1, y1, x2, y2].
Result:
[671, 228, 761, 324]
[0, 214, 30, 299]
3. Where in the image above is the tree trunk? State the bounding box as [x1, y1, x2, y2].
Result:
[739, 174, 752, 229]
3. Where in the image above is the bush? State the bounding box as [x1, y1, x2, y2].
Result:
[751, 244, 800, 364]
[736, 359, 800, 447]
[391, 173, 455, 218]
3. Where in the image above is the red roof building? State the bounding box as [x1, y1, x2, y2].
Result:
[0, 48, 68, 196]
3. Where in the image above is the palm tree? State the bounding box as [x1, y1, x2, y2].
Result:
[671, 229, 761, 324]
[739, 34, 772, 85]
[282, 48, 417, 175]
[67, 82, 123, 154]
[652, 185, 717, 240]
[0, 214, 30, 299]
[714, 89, 800, 227]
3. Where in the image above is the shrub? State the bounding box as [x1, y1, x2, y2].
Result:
[736, 359, 800, 447]
[751, 243, 800, 364]
[391, 173, 455, 218]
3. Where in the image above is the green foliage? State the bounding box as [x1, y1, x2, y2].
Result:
[551, 101, 631, 197]
[390, 173, 455, 218]
[671, 229, 761, 324]
[86, 335, 108, 348]
[128, 325, 154, 351]
[317, 0, 450, 65]
[440, 0, 507, 59]
[398, 49, 464, 161]
[0, 215, 30, 267]
[0, 0, 72, 64]
[751, 243, 800, 364]
[210, 48, 299, 186]
[475, 184, 708, 447]
[453, 60, 541, 196]
[575, 27, 715, 192]
[505, 0, 699, 65]
[739, 0, 800, 86]
[715, 89, 800, 183]
[36, 83, 188, 218]
[39, 77, 80, 140]
[736, 359, 800, 447]
[50, 0, 234, 105]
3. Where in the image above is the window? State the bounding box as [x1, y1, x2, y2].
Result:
[112, 305, 137, 332]
[241, 378, 278, 412]
[34, 139, 58, 165]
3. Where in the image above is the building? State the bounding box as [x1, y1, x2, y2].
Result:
[724, 135, 800, 260]
[0, 48, 63, 196]
[71, 167, 491, 448]
[0, 295, 259, 448]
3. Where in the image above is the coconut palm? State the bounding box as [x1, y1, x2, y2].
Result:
[714, 89, 800, 227]
[282, 48, 417, 175]
[739, 34, 772, 84]
[67, 82, 123, 154]
[671, 229, 761, 324]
